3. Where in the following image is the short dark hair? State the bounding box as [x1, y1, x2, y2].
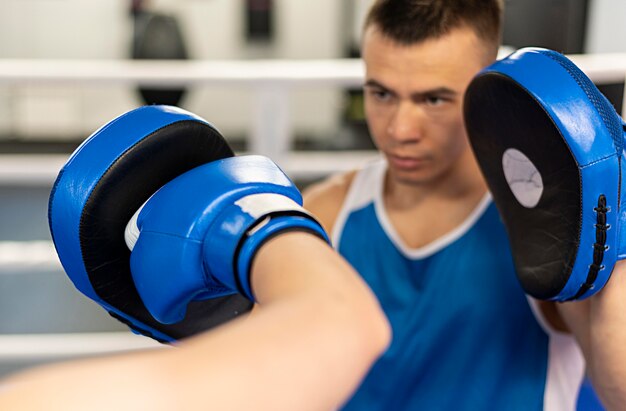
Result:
[364, 0, 503, 52]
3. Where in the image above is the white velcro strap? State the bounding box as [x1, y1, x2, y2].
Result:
[124, 200, 149, 251]
[234, 193, 309, 219]
[124, 193, 307, 251]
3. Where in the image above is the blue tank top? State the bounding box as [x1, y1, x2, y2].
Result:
[334, 159, 585, 411]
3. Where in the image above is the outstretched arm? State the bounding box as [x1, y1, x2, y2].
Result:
[0, 232, 391, 411]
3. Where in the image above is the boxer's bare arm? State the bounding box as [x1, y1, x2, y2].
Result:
[0, 232, 391, 411]
[556, 260, 626, 410]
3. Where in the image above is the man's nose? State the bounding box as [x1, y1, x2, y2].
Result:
[387, 102, 422, 143]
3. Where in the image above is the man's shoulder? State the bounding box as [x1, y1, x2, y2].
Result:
[303, 171, 358, 233]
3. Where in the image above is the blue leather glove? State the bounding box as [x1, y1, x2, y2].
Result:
[126, 155, 329, 324]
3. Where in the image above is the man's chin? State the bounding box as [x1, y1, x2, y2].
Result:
[387, 168, 436, 187]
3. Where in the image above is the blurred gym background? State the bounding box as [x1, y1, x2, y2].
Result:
[0, 0, 625, 381]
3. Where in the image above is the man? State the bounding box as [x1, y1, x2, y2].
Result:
[2, 2, 624, 409]
[304, 0, 625, 409]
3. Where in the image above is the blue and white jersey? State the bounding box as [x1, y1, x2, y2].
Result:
[335, 159, 585, 411]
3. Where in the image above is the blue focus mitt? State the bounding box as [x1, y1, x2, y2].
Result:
[49, 105, 328, 342]
[465, 48, 626, 301]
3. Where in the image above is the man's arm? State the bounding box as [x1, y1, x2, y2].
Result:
[0, 232, 391, 411]
[556, 260, 626, 410]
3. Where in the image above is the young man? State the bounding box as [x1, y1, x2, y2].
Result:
[2, 1, 624, 409]
[305, 0, 626, 409]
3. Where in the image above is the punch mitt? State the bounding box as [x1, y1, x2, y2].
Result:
[465, 48, 626, 301]
[49, 105, 252, 342]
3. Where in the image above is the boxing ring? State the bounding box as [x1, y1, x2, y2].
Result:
[1, 52, 626, 377]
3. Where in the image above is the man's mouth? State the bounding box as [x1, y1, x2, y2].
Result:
[387, 154, 429, 170]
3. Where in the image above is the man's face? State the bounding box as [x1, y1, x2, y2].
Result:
[362, 25, 490, 187]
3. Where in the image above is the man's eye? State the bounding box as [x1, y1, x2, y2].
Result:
[425, 96, 445, 106]
[375, 91, 389, 100]
[368, 89, 392, 102]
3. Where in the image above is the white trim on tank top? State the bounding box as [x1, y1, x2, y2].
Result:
[332, 157, 491, 259]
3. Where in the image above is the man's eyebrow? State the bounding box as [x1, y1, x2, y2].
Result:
[363, 80, 457, 98]
[418, 87, 457, 97]
[363, 79, 389, 89]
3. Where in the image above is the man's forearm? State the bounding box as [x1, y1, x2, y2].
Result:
[588, 262, 626, 410]
[173, 232, 392, 410]
[0, 233, 391, 410]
